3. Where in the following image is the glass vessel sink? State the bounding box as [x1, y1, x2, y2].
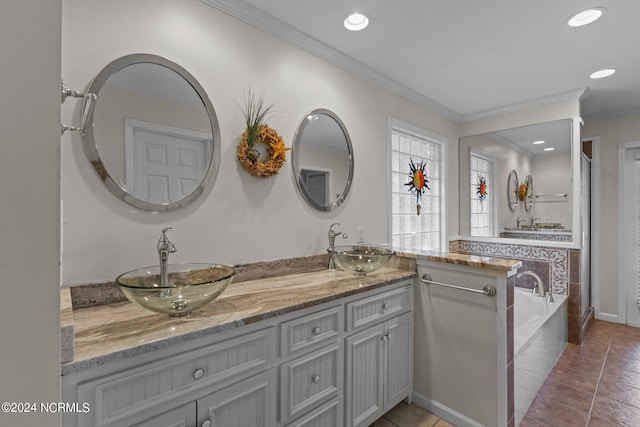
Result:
[116, 263, 235, 316]
[328, 245, 394, 275]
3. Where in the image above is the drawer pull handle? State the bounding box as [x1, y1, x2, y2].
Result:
[202, 420, 212, 427]
[312, 375, 320, 384]
[312, 326, 322, 336]
[193, 368, 205, 380]
[382, 303, 390, 311]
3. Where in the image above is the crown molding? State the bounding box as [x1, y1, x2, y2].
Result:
[200, 1, 592, 124]
[459, 88, 588, 123]
[199, 0, 462, 122]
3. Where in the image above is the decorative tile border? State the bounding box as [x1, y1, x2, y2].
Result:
[450, 240, 570, 295]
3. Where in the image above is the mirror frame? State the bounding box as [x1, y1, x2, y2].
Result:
[457, 117, 580, 247]
[524, 175, 534, 212]
[82, 53, 221, 212]
[291, 108, 354, 212]
[507, 169, 519, 212]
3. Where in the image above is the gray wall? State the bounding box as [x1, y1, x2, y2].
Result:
[0, 0, 61, 425]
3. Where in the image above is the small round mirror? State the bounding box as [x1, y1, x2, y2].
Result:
[292, 109, 354, 211]
[507, 169, 519, 212]
[524, 175, 534, 212]
[83, 54, 221, 212]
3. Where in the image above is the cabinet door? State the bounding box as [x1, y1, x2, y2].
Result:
[345, 324, 384, 427]
[197, 369, 276, 427]
[133, 401, 196, 427]
[384, 312, 413, 410]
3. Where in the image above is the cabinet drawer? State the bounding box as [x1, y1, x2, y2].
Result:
[346, 285, 412, 331]
[280, 306, 342, 357]
[280, 343, 343, 424]
[286, 397, 343, 427]
[78, 327, 275, 427]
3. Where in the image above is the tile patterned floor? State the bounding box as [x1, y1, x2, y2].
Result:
[370, 402, 456, 427]
[372, 320, 640, 427]
[521, 320, 640, 426]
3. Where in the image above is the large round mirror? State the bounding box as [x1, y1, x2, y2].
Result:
[82, 54, 221, 212]
[292, 109, 354, 211]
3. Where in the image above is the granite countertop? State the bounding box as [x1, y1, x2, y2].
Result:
[62, 265, 416, 375]
[395, 249, 522, 273]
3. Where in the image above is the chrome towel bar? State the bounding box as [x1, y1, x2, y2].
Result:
[420, 274, 497, 297]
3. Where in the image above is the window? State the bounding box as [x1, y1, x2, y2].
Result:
[390, 121, 446, 251]
[469, 149, 496, 237]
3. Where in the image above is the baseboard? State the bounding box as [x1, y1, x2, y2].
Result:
[411, 391, 484, 427]
[594, 311, 619, 323]
[581, 306, 595, 341]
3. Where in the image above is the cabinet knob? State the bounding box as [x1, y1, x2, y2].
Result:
[193, 368, 205, 380]
[312, 375, 320, 384]
[382, 303, 390, 311]
[312, 326, 321, 336]
[202, 420, 212, 427]
[381, 334, 388, 342]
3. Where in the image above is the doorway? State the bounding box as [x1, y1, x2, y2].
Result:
[301, 168, 331, 207]
[125, 119, 212, 204]
[618, 142, 640, 327]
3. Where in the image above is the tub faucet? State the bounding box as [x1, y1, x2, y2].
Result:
[157, 227, 177, 287]
[517, 270, 547, 299]
[327, 223, 348, 269]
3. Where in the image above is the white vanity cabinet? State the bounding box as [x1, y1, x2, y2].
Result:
[62, 279, 414, 427]
[344, 286, 413, 427]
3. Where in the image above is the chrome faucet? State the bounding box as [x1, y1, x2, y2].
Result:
[517, 270, 553, 302]
[327, 223, 348, 269]
[157, 227, 177, 287]
[516, 216, 524, 229]
[529, 217, 540, 227]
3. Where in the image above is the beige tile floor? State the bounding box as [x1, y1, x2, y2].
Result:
[370, 402, 456, 427]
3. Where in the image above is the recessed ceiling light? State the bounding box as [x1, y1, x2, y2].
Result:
[532, 140, 545, 145]
[568, 8, 605, 27]
[589, 68, 616, 79]
[544, 147, 556, 152]
[344, 13, 369, 31]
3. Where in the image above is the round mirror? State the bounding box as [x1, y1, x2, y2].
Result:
[507, 169, 519, 212]
[82, 54, 221, 212]
[524, 175, 534, 212]
[292, 109, 354, 211]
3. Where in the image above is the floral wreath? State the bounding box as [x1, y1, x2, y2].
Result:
[237, 90, 290, 178]
[237, 124, 288, 178]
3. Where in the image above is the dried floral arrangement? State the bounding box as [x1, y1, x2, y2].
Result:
[236, 90, 289, 178]
[517, 183, 528, 201]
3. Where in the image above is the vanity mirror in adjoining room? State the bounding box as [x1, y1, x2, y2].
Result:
[291, 108, 354, 211]
[82, 54, 221, 212]
[459, 118, 577, 243]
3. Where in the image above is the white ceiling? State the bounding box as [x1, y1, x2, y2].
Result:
[201, 0, 640, 122]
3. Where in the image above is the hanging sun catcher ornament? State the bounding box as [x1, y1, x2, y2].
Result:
[405, 158, 430, 215]
[477, 175, 488, 202]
